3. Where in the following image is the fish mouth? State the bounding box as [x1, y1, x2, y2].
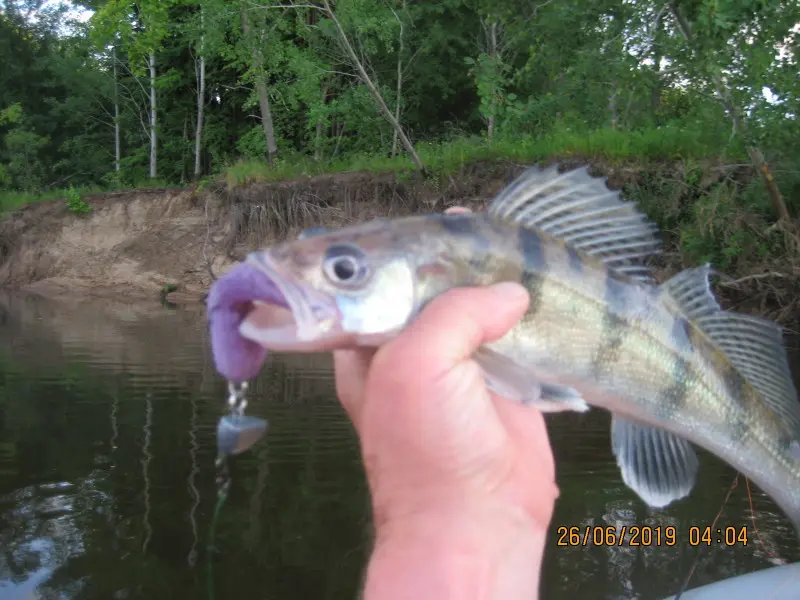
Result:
[238, 251, 348, 352]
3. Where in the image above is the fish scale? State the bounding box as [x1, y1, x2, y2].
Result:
[209, 164, 800, 537]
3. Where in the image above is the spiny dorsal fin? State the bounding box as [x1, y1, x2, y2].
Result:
[661, 266, 800, 435]
[488, 165, 661, 283]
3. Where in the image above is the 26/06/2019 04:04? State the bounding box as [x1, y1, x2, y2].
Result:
[555, 525, 749, 547]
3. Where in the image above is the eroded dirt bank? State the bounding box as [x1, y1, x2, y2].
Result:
[1, 161, 796, 325]
[0, 164, 525, 301]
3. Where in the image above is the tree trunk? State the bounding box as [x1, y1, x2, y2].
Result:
[241, 8, 278, 164]
[148, 52, 157, 179]
[391, 1, 405, 157]
[321, 0, 424, 172]
[113, 46, 121, 172]
[391, 47, 403, 156]
[182, 115, 190, 183]
[747, 146, 790, 222]
[669, 3, 789, 224]
[194, 13, 206, 180]
[255, 79, 277, 163]
[486, 21, 498, 140]
[609, 81, 619, 130]
[650, 15, 663, 116]
[315, 84, 327, 162]
[651, 55, 662, 115]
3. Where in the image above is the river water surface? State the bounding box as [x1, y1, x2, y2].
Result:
[0, 292, 798, 600]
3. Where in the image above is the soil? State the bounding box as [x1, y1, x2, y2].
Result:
[0, 163, 530, 302]
[0, 160, 792, 322]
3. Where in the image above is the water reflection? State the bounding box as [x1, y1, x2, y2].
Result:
[0, 292, 798, 599]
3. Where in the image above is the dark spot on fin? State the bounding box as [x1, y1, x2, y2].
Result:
[487, 165, 661, 283]
[611, 416, 698, 508]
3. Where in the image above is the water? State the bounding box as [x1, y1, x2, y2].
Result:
[0, 292, 798, 600]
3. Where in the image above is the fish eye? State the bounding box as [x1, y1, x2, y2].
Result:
[322, 244, 369, 286]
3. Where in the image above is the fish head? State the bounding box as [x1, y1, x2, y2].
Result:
[237, 217, 454, 352]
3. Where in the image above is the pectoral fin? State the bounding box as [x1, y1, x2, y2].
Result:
[473, 348, 589, 413]
[611, 416, 698, 508]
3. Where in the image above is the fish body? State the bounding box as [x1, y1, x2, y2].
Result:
[208, 165, 800, 533]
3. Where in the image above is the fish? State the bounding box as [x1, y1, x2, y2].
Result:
[206, 164, 800, 533]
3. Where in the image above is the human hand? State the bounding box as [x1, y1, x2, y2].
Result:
[333, 207, 558, 599]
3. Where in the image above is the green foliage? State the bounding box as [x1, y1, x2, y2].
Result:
[0, 0, 798, 279]
[64, 187, 92, 214]
[0, 103, 50, 191]
[223, 124, 733, 186]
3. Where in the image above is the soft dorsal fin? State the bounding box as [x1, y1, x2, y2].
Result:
[661, 265, 800, 435]
[658, 263, 720, 320]
[488, 165, 661, 283]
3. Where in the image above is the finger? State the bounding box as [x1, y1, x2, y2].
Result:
[333, 347, 376, 425]
[378, 283, 530, 377]
[445, 206, 472, 215]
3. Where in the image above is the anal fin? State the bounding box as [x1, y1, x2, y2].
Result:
[611, 416, 698, 508]
[474, 347, 589, 413]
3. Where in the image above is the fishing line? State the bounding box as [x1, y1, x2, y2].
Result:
[744, 477, 785, 563]
[674, 473, 739, 600]
[205, 381, 269, 600]
[206, 482, 228, 600]
[206, 456, 231, 600]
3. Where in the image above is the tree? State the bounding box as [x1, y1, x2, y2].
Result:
[92, 0, 171, 179]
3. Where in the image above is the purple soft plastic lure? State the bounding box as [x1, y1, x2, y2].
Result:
[206, 263, 286, 382]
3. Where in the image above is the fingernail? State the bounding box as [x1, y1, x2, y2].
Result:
[490, 281, 529, 302]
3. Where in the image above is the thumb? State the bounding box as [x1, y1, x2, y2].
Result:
[379, 282, 530, 377]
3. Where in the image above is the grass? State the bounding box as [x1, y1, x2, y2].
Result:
[223, 124, 744, 187]
[0, 186, 99, 214]
[0, 125, 740, 213]
[0, 178, 180, 216]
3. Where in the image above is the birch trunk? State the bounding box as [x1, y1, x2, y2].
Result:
[194, 11, 206, 180]
[390, 1, 406, 157]
[486, 21, 498, 140]
[112, 46, 120, 172]
[609, 81, 619, 130]
[148, 52, 157, 179]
